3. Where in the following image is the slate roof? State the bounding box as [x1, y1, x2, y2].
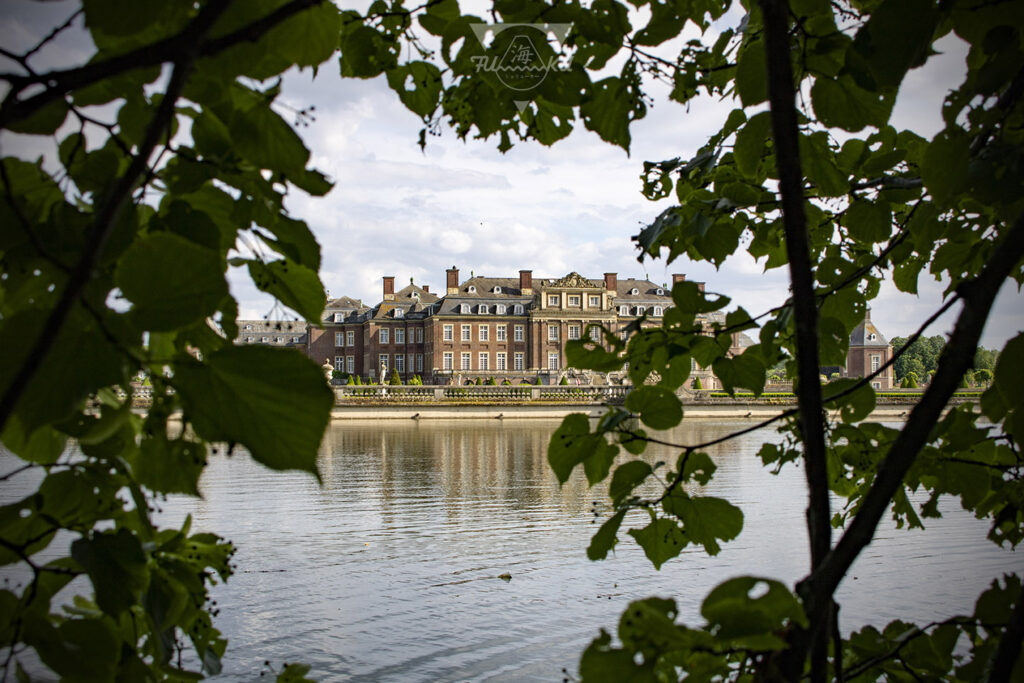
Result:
[615, 278, 673, 300]
[849, 317, 890, 346]
[453, 276, 526, 297]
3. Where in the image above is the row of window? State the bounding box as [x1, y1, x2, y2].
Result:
[443, 323, 525, 342]
[457, 303, 526, 315]
[334, 354, 427, 374]
[244, 336, 298, 343]
[546, 294, 604, 308]
[440, 351, 558, 371]
[620, 305, 665, 316]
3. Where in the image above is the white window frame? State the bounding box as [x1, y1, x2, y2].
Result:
[334, 356, 343, 371]
[871, 355, 881, 372]
[416, 353, 423, 372]
[478, 304, 488, 314]
[548, 352, 559, 370]
[443, 352, 453, 370]
[589, 295, 600, 307]
[395, 328, 405, 344]
[394, 308, 404, 318]
[496, 304, 506, 314]
[443, 324, 453, 341]
[379, 353, 389, 371]
[497, 325, 507, 342]
[590, 326, 602, 341]
[461, 324, 471, 342]
[548, 295, 560, 306]
[346, 356, 355, 373]
[460, 304, 470, 314]
[497, 352, 507, 370]
[513, 304, 524, 315]
[416, 328, 423, 343]
[630, 288, 639, 295]
[479, 352, 489, 371]
[346, 330, 355, 346]
[619, 305, 628, 315]
[335, 332, 343, 346]
[334, 313, 344, 322]
[637, 306, 646, 315]
[548, 325, 559, 341]
[479, 325, 489, 342]
[656, 288, 664, 295]
[568, 324, 581, 340]
[653, 306, 663, 316]
[568, 295, 581, 306]
[468, 285, 477, 293]
[514, 325, 524, 342]
[461, 352, 471, 370]
[395, 355, 405, 372]
[494, 286, 502, 294]
[514, 352, 525, 370]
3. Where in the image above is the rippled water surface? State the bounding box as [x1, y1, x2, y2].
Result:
[3, 419, 1018, 681]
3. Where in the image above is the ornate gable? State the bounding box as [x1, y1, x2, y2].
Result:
[551, 271, 599, 289]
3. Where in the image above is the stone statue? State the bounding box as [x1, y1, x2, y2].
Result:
[323, 358, 334, 382]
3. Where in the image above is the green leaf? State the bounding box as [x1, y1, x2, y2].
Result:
[581, 77, 640, 150]
[701, 577, 807, 648]
[116, 232, 228, 331]
[811, 75, 894, 132]
[247, 258, 325, 324]
[736, 39, 768, 107]
[712, 353, 766, 396]
[671, 280, 730, 313]
[625, 385, 683, 430]
[386, 61, 443, 118]
[628, 515, 688, 569]
[588, 509, 627, 560]
[71, 529, 148, 616]
[823, 378, 876, 423]
[922, 128, 970, 205]
[231, 102, 311, 174]
[5, 98, 69, 135]
[843, 199, 892, 243]
[733, 111, 771, 178]
[133, 436, 206, 496]
[894, 256, 926, 294]
[174, 346, 333, 477]
[662, 493, 744, 555]
[268, 1, 342, 67]
[609, 460, 653, 505]
[548, 413, 620, 485]
[680, 451, 717, 485]
[850, 0, 940, 89]
[800, 132, 848, 196]
[339, 25, 398, 78]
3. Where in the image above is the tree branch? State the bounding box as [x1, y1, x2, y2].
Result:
[986, 583, 1024, 683]
[0, 4, 222, 433]
[0, 0, 324, 130]
[802, 211, 1024, 634]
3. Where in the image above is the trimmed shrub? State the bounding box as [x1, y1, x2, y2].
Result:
[559, 376, 569, 385]
[692, 377, 703, 390]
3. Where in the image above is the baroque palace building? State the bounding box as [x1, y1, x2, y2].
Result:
[304, 266, 752, 385]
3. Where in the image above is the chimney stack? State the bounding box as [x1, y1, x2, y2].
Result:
[446, 266, 459, 295]
[696, 282, 706, 293]
[604, 272, 617, 294]
[519, 270, 533, 295]
[672, 273, 686, 284]
[383, 276, 395, 301]
[422, 285, 430, 293]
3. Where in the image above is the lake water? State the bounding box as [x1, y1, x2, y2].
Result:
[2, 418, 1018, 681]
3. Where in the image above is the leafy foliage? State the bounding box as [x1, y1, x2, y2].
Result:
[1, 1, 336, 679]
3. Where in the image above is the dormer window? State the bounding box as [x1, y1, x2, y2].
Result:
[459, 304, 470, 314]
[394, 308, 404, 318]
[411, 291, 419, 299]
[637, 306, 646, 315]
[496, 304, 506, 314]
[869, 333, 877, 341]
[630, 288, 639, 295]
[468, 285, 477, 293]
[656, 288, 664, 295]
[478, 304, 488, 314]
[653, 306, 663, 316]
[513, 304, 524, 315]
[334, 313, 344, 322]
[494, 286, 502, 294]
[245, 324, 252, 331]
[619, 305, 628, 315]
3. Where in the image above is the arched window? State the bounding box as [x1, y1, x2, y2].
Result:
[637, 306, 646, 315]
[394, 308, 404, 318]
[619, 305, 628, 315]
[460, 304, 470, 314]
[656, 288, 664, 295]
[653, 306, 663, 316]
[468, 285, 477, 293]
[478, 304, 489, 314]
[630, 288, 639, 295]
[496, 304, 506, 314]
[494, 286, 502, 293]
[513, 304, 524, 315]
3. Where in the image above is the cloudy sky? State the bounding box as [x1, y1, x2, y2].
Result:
[2, 2, 1021, 350]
